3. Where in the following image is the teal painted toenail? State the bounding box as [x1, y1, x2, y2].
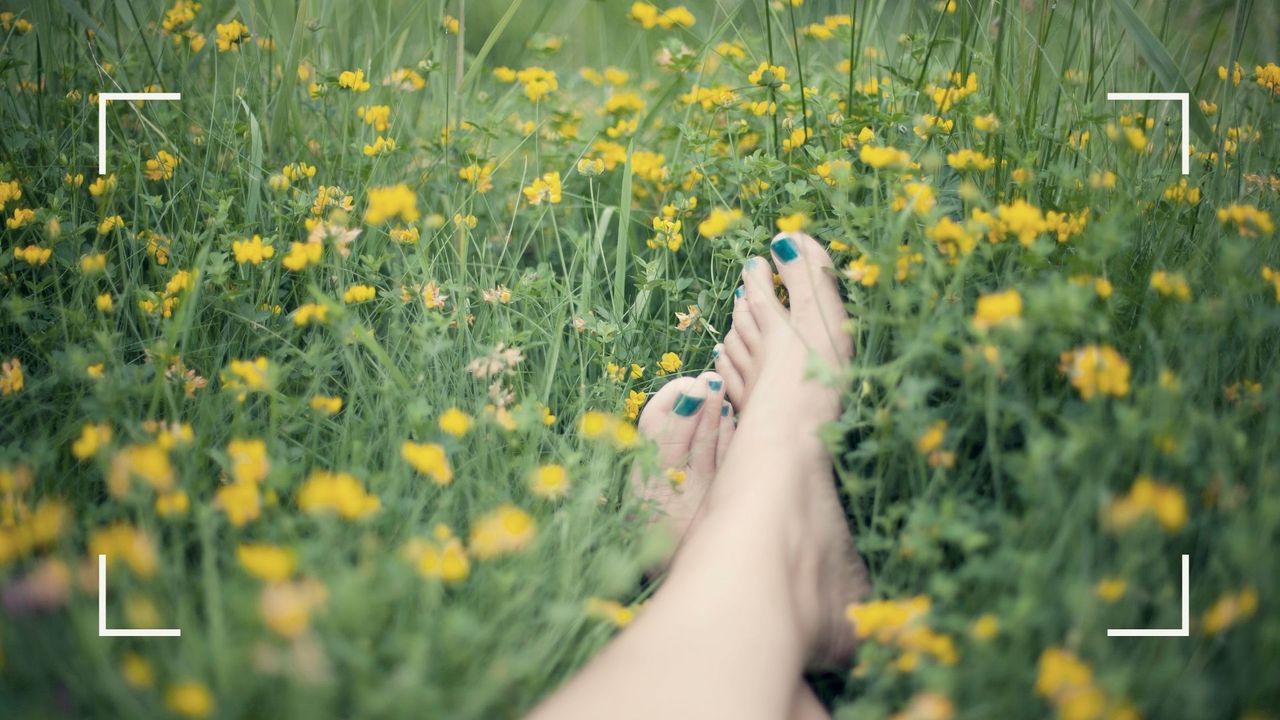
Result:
[673, 394, 705, 417]
[708, 379, 723, 391]
[734, 285, 745, 299]
[721, 402, 731, 416]
[771, 235, 799, 263]
[712, 346, 721, 359]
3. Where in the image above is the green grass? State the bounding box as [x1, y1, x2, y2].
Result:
[1, 0, 1279, 718]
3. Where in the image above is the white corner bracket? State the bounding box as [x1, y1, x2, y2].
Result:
[97, 92, 181, 175]
[1105, 92, 1190, 175]
[1107, 554, 1189, 637]
[98, 554, 181, 637]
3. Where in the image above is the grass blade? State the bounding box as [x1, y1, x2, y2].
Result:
[1108, 0, 1214, 142]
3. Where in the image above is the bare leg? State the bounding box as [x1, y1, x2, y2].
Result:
[530, 234, 866, 720]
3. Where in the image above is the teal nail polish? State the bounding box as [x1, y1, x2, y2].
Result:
[720, 402, 731, 416]
[712, 346, 721, 359]
[708, 379, 723, 391]
[771, 235, 799, 263]
[734, 285, 745, 299]
[673, 393, 705, 417]
[744, 258, 758, 269]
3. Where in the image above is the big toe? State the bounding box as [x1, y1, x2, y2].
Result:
[769, 231, 852, 363]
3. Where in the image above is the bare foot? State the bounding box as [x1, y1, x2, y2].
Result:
[705, 232, 870, 669]
[630, 371, 733, 568]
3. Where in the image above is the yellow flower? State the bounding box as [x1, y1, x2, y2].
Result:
[523, 172, 563, 205]
[120, 652, 154, 689]
[915, 420, 947, 455]
[281, 240, 323, 271]
[293, 302, 328, 327]
[155, 490, 189, 517]
[89, 523, 158, 578]
[227, 438, 271, 484]
[237, 543, 297, 581]
[469, 504, 537, 559]
[1104, 475, 1188, 533]
[972, 289, 1022, 330]
[13, 244, 51, 265]
[1256, 63, 1280, 95]
[515, 66, 558, 102]
[71, 422, 113, 460]
[298, 470, 379, 520]
[1095, 577, 1127, 603]
[624, 390, 646, 421]
[973, 113, 1000, 132]
[144, 150, 179, 181]
[365, 184, 420, 225]
[106, 443, 174, 495]
[0, 358, 23, 396]
[656, 351, 682, 375]
[970, 614, 999, 641]
[946, 148, 994, 172]
[80, 252, 107, 273]
[1060, 344, 1130, 400]
[776, 212, 809, 233]
[222, 357, 272, 400]
[215, 481, 261, 527]
[214, 19, 249, 51]
[401, 441, 454, 485]
[343, 284, 377, 304]
[859, 144, 911, 170]
[845, 256, 881, 287]
[356, 104, 391, 131]
[338, 68, 370, 92]
[442, 14, 459, 33]
[407, 532, 471, 583]
[995, 199, 1047, 246]
[628, 2, 696, 29]
[97, 215, 125, 235]
[439, 408, 473, 437]
[165, 681, 215, 718]
[362, 135, 397, 157]
[310, 395, 343, 415]
[1150, 271, 1191, 301]
[87, 362, 105, 377]
[1202, 587, 1258, 635]
[890, 692, 955, 720]
[232, 234, 274, 265]
[1217, 203, 1274, 238]
[459, 162, 496, 192]
[585, 597, 636, 627]
[846, 595, 931, 643]
[530, 464, 570, 499]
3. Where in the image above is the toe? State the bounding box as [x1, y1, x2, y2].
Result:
[730, 288, 763, 353]
[741, 256, 786, 332]
[688, 372, 725, 477]
[716, 399, 735, 467]
[637, 376, 703, 469]
[769, 232, 852, 361]
[714, 343, 747, 410]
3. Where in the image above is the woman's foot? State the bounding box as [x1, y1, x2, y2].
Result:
[630, 371, 734, 567]
[703, 232, 870, 668]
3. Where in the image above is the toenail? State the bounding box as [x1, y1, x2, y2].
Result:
[744, 258, 759, 269]
[708, 379, 723, 391]
[720, 401, 731, 416]
[733, 285, 745, 300]
[673, 394, 705, 417]
[771, 235, 799, 263]
[712, 345, 722, 359]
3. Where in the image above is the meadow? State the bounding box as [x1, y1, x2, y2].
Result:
[1, 0, 1279, 717]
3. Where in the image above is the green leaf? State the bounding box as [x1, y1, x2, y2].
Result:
[1108, 0, 1214, 143]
